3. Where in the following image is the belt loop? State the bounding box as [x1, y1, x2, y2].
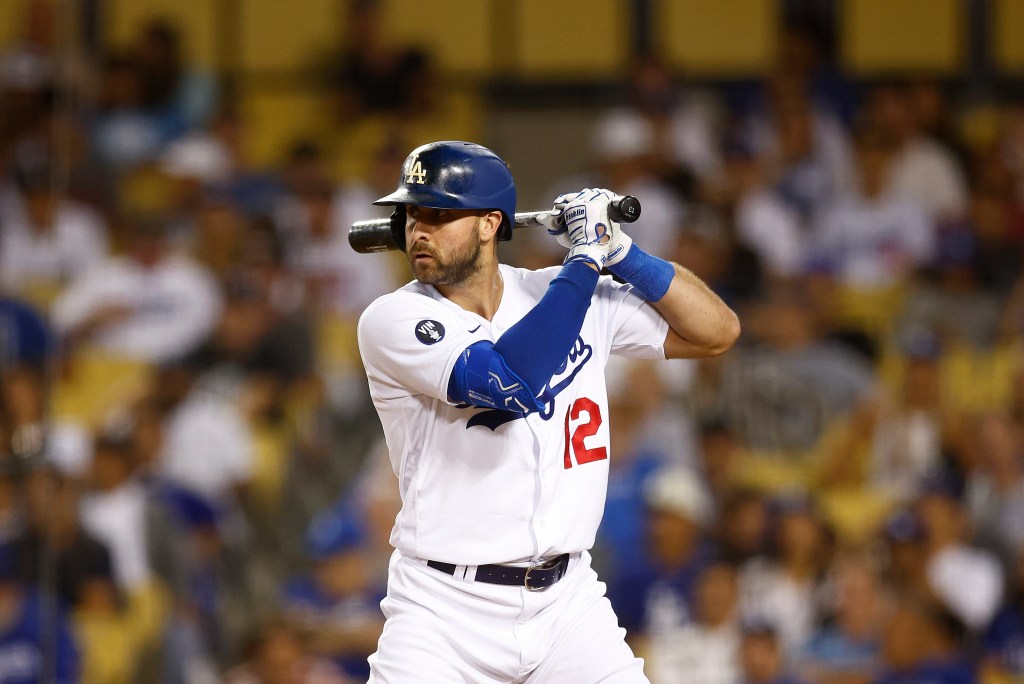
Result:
[452, 564, 477, 583]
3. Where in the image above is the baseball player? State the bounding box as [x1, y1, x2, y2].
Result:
[356, 141, 740, 682]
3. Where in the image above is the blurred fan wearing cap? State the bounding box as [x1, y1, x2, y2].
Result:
[607, 466, 717, 652]
[279, 503, 384, 682]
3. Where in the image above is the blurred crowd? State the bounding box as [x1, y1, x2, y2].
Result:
[1, 0, 1024, 682]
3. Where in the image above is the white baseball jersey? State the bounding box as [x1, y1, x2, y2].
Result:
[357, 263, 668, 566]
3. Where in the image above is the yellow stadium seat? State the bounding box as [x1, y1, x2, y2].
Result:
[249, 422, 292, 513]
[105, 0, 218, 68]
[831, 284, 908, 341]
[512, 0, 631, 79]
[941, 341, 1022, 413]
[658, 0, 778, 76]
[239, 0, 341, 73]
[381, 0, 494, 77]
[52, 349, 153, 428]
[992, 0, 1024, 74]
[841, 0, 964, 74]
[0, 1, 26, 48]
[238, 87, 334, 170]
[818, 488, 897, 544]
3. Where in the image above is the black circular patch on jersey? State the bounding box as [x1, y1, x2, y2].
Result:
[415, 319, 445, 345]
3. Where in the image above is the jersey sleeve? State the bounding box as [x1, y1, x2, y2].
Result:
[357, 292, 479, 403]
[599, 277, 669, 359]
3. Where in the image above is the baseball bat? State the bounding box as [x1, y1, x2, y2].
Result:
[348, 196, 642, 254]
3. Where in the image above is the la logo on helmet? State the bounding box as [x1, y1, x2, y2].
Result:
[405, 157, 427, 184]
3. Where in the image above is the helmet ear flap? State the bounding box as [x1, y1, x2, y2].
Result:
[499, 214, 514, 241]
[389, 206, 408, 252]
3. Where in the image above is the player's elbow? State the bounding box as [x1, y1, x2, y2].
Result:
[716, 310, 742, 353]
[664, 310, 741, 359]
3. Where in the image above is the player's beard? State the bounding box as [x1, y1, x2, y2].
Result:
[408, 230, 483, 286]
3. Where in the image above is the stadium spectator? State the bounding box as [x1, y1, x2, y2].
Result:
[224, 616, 350, 684]
[720, 283, 876, 452]
[327, 0, 433, 123]
[869, 327, 947, 505]
[280, 504, 384, 681]
[645, 562, 743, 684]
[739, 622, 808, 684]
[809, 125, 934, 292]
[78, 433, 151, 592]
[865, 83, 968, 222]
[742, 71, 854, 223]
[0, 542, 78, 683]
[915, 474, 1003, 632]
[797, 553, 888, 684]
[0, 363, 91, 477]
[51, 215, 222, 364]
[981, 551, 1024, 681]
[739, 497, 833, 661]
[873, 598, 975, 684]
[152, 359, 255, 507]
[721, 133, 807, 280]
[0, 297, 53, 370]
[608, 465, 716, 652]
[964, 411, 1024, 564]
[0, 153, 108, 302]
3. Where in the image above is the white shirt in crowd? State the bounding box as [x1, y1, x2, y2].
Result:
[51, 254, 222, 363]
[159, 388, 255, 505]
[80, 481, 152, 590]
[276, 184, 397, 318]
[739, 557, 821, 661]
[889, 137, 969, 221]
[926, 544, 1003, 631]
[870, 409, 943, 504]
[645, 621, 741, 684]
[810, 193, 934, 289]
[735, 188, 806, 278]
[0, 201, 108, 294]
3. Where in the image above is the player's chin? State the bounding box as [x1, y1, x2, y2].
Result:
[412, 260, 442, 283]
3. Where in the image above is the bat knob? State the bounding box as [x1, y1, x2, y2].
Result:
[609, 196, 641, 223]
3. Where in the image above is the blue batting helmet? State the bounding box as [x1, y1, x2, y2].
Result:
[373, 140, 516, 251]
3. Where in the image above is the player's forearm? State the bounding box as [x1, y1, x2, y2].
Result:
[654, 263, 741, 359]
[449, 260, 599, 410]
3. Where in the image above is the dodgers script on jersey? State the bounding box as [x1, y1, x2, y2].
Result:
[357, 264, 669, 566]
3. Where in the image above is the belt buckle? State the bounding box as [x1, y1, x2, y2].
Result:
[523, 557, 559, 592]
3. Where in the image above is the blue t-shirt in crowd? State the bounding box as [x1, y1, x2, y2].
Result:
[281, 575, 384, 681]
[872, 657, 976, 684]
[800, 625, 881, 678]
[984, 604, 1024, 674]
[598, 450, 665, 580]
[0, 590, 78, 684]
[607, 539, 716, 636]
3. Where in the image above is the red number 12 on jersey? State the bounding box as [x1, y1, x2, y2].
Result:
[563, 397, 608, 469]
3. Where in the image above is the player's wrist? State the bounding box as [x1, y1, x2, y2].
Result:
[604, 231, 633, 267]
[564, 243, 608, 272]
[606, 242, 674, 302]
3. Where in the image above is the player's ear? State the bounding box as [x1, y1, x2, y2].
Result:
[478, 210, 502, 243]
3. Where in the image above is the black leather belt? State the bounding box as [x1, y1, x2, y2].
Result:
[427, 553, 571, 591]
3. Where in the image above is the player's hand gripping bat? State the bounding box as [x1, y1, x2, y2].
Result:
[348, 196, 642, 253]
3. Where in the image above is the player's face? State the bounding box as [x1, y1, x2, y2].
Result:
[405, 206, 489, 286]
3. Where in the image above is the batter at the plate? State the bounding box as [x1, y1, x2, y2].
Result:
[357, 140, 740, 683]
